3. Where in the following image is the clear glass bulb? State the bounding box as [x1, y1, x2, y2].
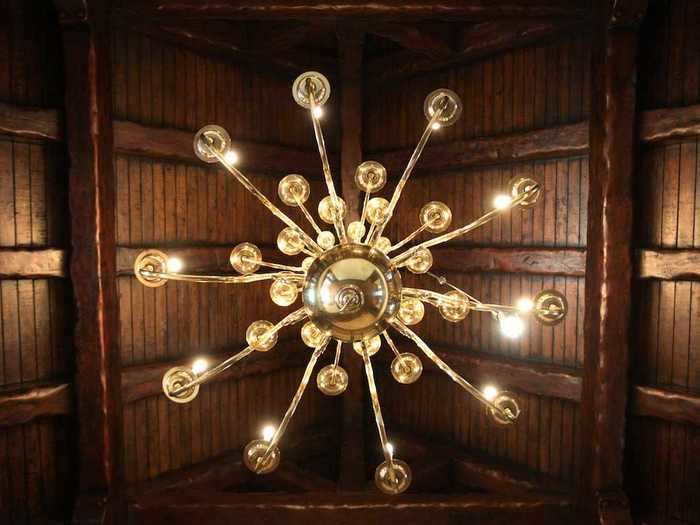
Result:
[516, 297, 534, 313]
[499, 314, 525, 339]
[493, 194, 513, 210]
[312, 106, 323, 119]
[482, 384, 499, 401]
[167, 257, 183, 273]
[223, 149, 239, 165]
[191, 358, 208, 375]
[262, 425, 276, 442]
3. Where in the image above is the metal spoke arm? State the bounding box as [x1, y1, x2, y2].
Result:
[170, 346, 255, 397]
[402, 287, 518, 316]
[361, 345, 393, 463]
[138, 269, 303, 285]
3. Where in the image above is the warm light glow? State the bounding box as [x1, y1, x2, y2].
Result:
[499, 314, 525, 339]
[482, 385, 499, 401]
[386, 443, 394, 457]
[167, 257, 183, 273]
[431, 122, 441, 130]
[312, 106, 324, 119]
[516, 297, 534, 313]
[224, 149, 239, 165]
[191, 358, 209, 375]
[262, 425, 276, 442]
[493, 194, 513, 210]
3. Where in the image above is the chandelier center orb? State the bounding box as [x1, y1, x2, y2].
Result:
[302, 243, 402, 342]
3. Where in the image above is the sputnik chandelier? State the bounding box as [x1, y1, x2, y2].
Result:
[134, 71, 568, 495]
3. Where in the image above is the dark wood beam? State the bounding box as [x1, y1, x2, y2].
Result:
[367, 24, 453, 59]
[117, 1, 589, 21]
[578, 0, 646, 519]
[631, 386, 700, 426]
[367, 18, 585, 84]
[130, 491, 581, 525]
[639, 103, 700, 143]
[247, 21, 328, 53]
[113, 120, 335, 175]
[0, 248, 67, 278]
[636, 248, 700, 280]
[387, 340, 582, 402]
[337, 30, 366, 491]
[0, 101, 62, 141]
[121, 340, 309, 403]
[57, 2, 125, 521]
[431, 246, 586, 277]
[0, 381, 72, 427]
[370, 121, 588, 175]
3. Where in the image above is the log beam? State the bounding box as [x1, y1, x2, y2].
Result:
[631, 386, 700, 426]
[0, 101, 62, 141]
[113, 120, 335, 174]
[636, 248, 700, 280]
[0, 248, 67, 278]
[0, 382, 72, 427]
[578, 0, 646, 519]
[639, 103, 700, 143]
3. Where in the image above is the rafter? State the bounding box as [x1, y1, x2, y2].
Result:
[366, 23, 453, 59]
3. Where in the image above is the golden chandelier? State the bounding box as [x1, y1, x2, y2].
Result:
[134, 71, 567, 495]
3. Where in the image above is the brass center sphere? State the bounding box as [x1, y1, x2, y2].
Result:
[302, 244, 402, 343]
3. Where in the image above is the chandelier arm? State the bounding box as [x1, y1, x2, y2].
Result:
[402, 287, 522, 316]
[389, 319, 516, 422]
[382, 331, 402, 359]
[426, 271, 483, 305]
[169, 346, 255, 397]
[333, 340, 342, 367]
[361, 344, 394, 463]
[293, 192, 323, 235]
[391, 184, 540, 265]
[138, 269, 304, 284]
[258, 339, 329, 470]
[206, 146, 323, 254]
[308, 92, 348, 244]
[359, 189, 371, 226]
[241, 257, 305, 273]
[266, 307, 309, 341]
[367, 99, 447, 245]
[386, 221, 434, 253]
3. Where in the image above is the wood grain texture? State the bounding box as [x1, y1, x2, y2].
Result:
[0, 382, 72, 426]
[631, 385, 700, 426]
[0, 102, 62, 141]
[0, 248, 66, 278]
[636, 248, 700, 280]
[640, 103, 700, 143]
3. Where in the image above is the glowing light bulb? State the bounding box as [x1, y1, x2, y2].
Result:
[431, 122, 441, 130]
[312, 106, 323, 119]
[167, 257, 183, 273]
[482, 384, 499, 401]
[499, 314, 525, 339]
[223, 149, 239, 165]
[262, 425, 276, 442]
[191, 358, 208, 375]
[493, 194, 513, 210]
[386, 443, 394, 458]
[516, 297, 534, 313]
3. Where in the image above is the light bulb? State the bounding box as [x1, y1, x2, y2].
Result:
[386, 443, 394, 458]
[167, 257, 183, 273]
[431, 122, 441, 130]
[223, 149, 239, 165]
[499, 314, 525, 339]
[191, 358, 208, 375]
[516, 297, 534, 313]
[493, 194, 513, 210]
[312, 106, 323, 119]
[262, 425, 276, 442]
[482, 384, 499, 401]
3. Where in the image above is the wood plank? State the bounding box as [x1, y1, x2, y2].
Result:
[0, 248, 66, 278]
[371, 122, 588, 175]
[639, 103, 700, 143]
[578, 0, 645, 516]
[431, 246, 585, 276]
[0, 101, 62, 141]
[113, 119, 336, 174]
[121, 340, 308, 403]
[631, 386, 700, 426]
[636, 249, 700, 280]
[0, 382, 72, 427]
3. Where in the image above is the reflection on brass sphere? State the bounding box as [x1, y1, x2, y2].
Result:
[162, 366, 199, 403]
[355, 161, 387, 193]
[420, 201, 452, 233]
[366, 197, 390, 225]
[423, 89, 462, 127]
[317, 231, 335, 250]
[508, 176, 541, 209]
[316, 364, 349, 396]
[269, 279, 298, 306]
[243, 439, 280, 474]
[193, 125, 231, 164]
[246, 320, 277, 352]
[406, 248, 433, 274]
[300, 320, 329, 348]
[398, 298, 425, 326]
[374, 459, 412, 495]
[301, 257, 315, 271]
[230, 242, 262, 274]
[347, 221, 366, 242]
[375, 237, 392, 253]
[277, 227, 305, 256]
[488, 391, 520, 426]
[353, 335, 381, 356]
[390, 353, 423, 384]
[439, 290, 470, 322]
[533, 289, 568, 326]
[134, 249, 169, 288]
[278, 174, 310, 206]
[303, 244, 402, 342]
[318, 195, 346, 224]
